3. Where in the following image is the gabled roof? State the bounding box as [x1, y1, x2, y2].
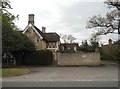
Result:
[44, 33, 60, 42]
[33, 26, 60, 42]
[33, 26, 45, 39]
[23, 23, 60, 42]
[22, 23, 43, 39]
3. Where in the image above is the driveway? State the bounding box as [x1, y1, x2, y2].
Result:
[2, 61, 118, 87]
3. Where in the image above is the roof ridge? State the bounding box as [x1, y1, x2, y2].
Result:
[33, 26, 60, 42]
[45, 32, 57, 34]
[33, 26, 47, 41]
[34, 26, 41, 31]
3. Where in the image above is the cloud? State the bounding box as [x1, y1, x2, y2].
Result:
[45, 2, 110, 43]
[10, 0, 118, 44]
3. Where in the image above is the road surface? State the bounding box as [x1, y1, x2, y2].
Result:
[2, 61, 118, 87]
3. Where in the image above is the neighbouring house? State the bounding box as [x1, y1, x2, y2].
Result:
[22, 14, 60, 63]
[59, 43, 79, 53]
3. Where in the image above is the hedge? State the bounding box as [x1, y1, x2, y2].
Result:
[100, 45, 119, 60]
[12, 50, 53, 65]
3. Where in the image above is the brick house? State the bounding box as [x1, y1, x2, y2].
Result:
[22, 14, 60, 62]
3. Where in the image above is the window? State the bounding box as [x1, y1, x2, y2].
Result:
[62, 46, 64, 51]
[36, 38, 39, 42]
[74, 46, 77, 52]
[68, 47, 70, 50]
[48, 43, 51, 48]
[47, 43, 57, 48]
[54, 43, 57, 48]
[28, 28, 32, 33]
[47, 43, 49, 48]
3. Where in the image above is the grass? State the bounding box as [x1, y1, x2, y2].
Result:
[2, 68, 31, 77]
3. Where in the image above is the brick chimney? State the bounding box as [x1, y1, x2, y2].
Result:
[108, 39, 112, 48]
[28, 14, 34, 25]
[42, 26, 46, 33]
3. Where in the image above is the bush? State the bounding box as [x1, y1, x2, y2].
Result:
[100, 45, 119, 60]
[11, 50, 53, 65]
[21, 50, 53, 65]
[79, 45, 95, 53]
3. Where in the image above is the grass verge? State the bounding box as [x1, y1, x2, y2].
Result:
[2, 68, 31, 77]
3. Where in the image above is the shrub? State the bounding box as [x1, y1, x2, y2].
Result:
[11, 50, 53, 65]
[79, 45, 95, 53]
[21, 50, 53, 65]
[100, 45, 119, 60]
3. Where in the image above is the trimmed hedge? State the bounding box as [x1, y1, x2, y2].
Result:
[21, 50, 53, 65]
[12, 50, 53, 65]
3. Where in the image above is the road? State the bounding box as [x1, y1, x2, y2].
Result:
[2, 61, 118, 87]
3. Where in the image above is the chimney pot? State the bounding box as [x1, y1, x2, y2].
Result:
[108, 39, 112, 48]
[42, 26, 46, 33]
[28, 14, 34, 25]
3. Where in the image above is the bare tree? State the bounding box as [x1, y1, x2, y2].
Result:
[60, 34, 76, 43]
[105, 0, 120, 10]
[67, 35, 76, 43]
[90, 33, 100, 43]
[86, 0, 120, 35]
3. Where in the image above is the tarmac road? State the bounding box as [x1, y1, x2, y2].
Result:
[2, 61, 118, 87]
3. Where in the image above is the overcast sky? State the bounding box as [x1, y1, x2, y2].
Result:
[9, 0, 118, 44]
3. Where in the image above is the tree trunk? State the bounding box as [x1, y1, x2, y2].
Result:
[118, 20, 120, 35]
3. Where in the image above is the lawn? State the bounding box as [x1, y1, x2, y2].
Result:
[2, 68, 31, 77]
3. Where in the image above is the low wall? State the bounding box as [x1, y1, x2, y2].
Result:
[58, 52, 101, 66]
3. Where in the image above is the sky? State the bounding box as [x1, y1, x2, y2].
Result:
[9, 0, 118, 45]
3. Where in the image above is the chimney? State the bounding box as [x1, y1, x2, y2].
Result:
[108, 39, 112, 48]
[42, 26, 46, 33]
[28, 14, 34, 25]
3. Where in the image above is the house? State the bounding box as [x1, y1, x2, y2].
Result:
[22, 14, 60, 51]
[22, 14, 60, 62]
[59, 43, 79, 53]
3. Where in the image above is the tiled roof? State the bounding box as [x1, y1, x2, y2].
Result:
[34, 26, 60, 42]
[44, 33, 60, 42]
[34, 26, 45, 38]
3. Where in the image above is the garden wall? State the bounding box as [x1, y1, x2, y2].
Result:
[58, 52, 101, 66]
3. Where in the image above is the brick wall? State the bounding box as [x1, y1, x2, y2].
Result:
[57, 52, 101, 66]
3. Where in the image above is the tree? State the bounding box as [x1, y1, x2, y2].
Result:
[60, 34, 76, 43]
[2, 0, 35, 54]
[86, 0, 120, 60]
[90, 33, 99, 42]
[80, 40, 90, 52]
[2, 0, 36, 65]
[2, 28, 35, 53]
[89, 33, 99, 49]
[80, 39, 99, 52]
[86, 0, 120, 35]
[2, 0, 12, 9]
[68, 35, 76, 43]
[105, 0, 120, 10]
